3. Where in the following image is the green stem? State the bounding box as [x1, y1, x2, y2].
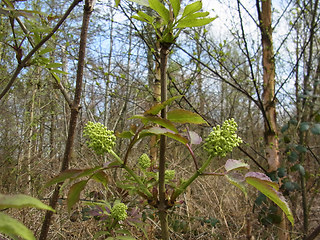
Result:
[109, 150, 153, 198]
[110, 218, 118, 230]
[171, 156, 213, 202]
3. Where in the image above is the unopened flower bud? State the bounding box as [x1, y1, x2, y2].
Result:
[138, 153, 151, 169]
[165, 170, 175, 180]
[83, 121, 116, 155]
[204, 118, 242, 157]
[111, 202, 128, 221]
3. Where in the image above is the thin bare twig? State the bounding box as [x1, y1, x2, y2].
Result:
[0, 0, 82, 101]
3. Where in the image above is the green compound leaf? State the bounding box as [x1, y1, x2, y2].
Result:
[165, 132, 188, 144]
[45, 62, 63, 68]
[311, 123, 320, 135]
[144, 95, 182, 115]
[2, 0, 14, 8]
[224, 159, 250, 172]
[225, 172, 247, 197]
[245, 172, 294, 226]
[117, 130, 134, 138]
[146, 116, 178, 132]
[72, 166, 103, 180]
[145, 127, 188, 144]
[51, 72, 61, 84]
[245, 172, 279, 190]
[136, 11, 155, 23]
[176, 17, 216, 28]
[44, 167, 103, 188]
[182, 1, 202, 17]
[67, 180, 88, 212]
[131, 115, 178, 133]
[167, 109, 207, 124]
[145, 126, 172, 135]
[0, 194, 54, 212]
[49, 69, 68, 75]
[39, 47, 55, 55]
[149, 0, 170, 24]
[0, 213, 35, 240]
[92, 170, 109, 189]
[169, 0, 180, 17]
[132, 15, 149, 23]
[44, 169, 83, 188]
[184, 11, 210, 19]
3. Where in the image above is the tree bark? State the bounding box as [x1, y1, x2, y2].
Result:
[259, 0, 280, 172]
[257, 0, 289, 239]
[39, 1, 94, 239]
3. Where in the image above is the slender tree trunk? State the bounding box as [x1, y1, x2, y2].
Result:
[258, 0, 289, 239]
[103, 0, 114, 127]
[115, 21, 133, 153]
[259, 0, 279, 172]
[49, 101, 55, 163]
[26, 79, 37, 195]
[39, 1, 94, 239]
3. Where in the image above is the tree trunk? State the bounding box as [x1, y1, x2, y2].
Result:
[258, 0, 289, 239]
[26, 79, 37, 195]
[103, 0, 115, 127]
[39, 1, 94, 239]
[259, 0, 280, 172]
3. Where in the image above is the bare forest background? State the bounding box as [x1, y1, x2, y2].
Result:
[0, 0, 319, 239]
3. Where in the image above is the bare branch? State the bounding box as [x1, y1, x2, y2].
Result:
[0, 0, 82, 101]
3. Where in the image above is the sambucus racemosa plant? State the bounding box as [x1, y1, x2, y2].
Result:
[45, 0, 294, 239]
[46, 102, 293, 238]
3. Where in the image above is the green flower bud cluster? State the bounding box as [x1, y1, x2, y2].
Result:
[111, 202, 128, 221]
[138, 154, 151, 169]
[165, 169, 175, 180]
[204, 118, 242, 157]
[83, 121, 116, 155]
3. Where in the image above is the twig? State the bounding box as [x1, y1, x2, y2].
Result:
[0, 0, 82, 101]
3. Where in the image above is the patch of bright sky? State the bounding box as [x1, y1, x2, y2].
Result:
[200, 0, 296, 108]
[98, 0, 296, 90]
[202, 3, 294, 65]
